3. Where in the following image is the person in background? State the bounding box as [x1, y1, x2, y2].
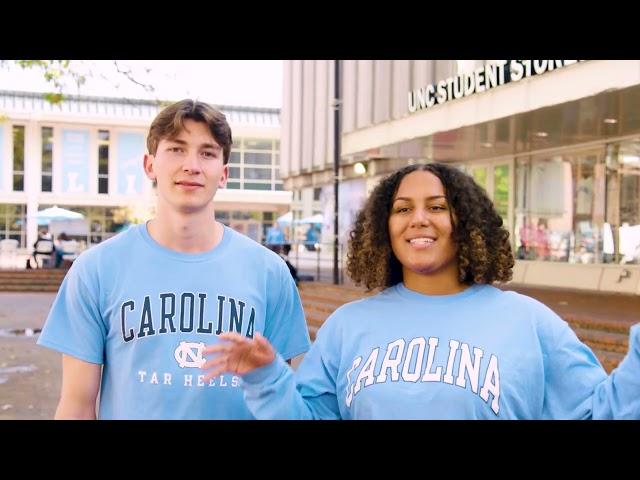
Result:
[304, 225, 320, 251]
[32, 228, 55, 269]
[54, 232, 70, 268]
[265, 224, 285, 249]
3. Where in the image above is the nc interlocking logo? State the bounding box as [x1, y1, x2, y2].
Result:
[174, 342, 206, 369]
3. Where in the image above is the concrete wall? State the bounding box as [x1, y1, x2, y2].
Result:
[513, 260, 640, 294]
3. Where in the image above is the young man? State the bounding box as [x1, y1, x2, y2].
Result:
[38, 100, 311, 419]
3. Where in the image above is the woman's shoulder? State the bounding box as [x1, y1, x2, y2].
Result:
[496, 287, 555, 312]
[321, 286, 398, 328]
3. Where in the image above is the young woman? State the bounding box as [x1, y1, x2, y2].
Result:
[202, 163, 640, 419]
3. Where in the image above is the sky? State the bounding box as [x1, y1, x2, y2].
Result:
[0, 60, 283, 108]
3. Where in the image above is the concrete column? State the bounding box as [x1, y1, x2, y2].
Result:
[25, 121, 41, 249]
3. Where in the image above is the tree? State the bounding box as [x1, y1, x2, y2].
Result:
[2, 60, 156, 105]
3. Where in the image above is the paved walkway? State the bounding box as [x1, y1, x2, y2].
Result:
[0, 292, 59, 419]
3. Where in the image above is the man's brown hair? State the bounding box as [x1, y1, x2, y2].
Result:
[147, 99, 233, 164]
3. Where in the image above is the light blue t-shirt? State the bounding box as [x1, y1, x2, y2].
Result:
[38, 223, 310, 419]
[240, 283, 640, 419]
[265, 227, 285, 245]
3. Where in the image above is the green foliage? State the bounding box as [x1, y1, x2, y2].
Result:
[15, 60, 86, 104]
[2, 60, 165, 116]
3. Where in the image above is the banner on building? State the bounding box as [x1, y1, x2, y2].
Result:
[117, 133, 145, 195]
[62, 129, 90, 194]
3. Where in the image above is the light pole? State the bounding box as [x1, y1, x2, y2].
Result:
[332, 60, 341, 285]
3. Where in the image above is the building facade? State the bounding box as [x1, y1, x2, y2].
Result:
[280, 60, 640, 294]
[0, 90, 290, 251]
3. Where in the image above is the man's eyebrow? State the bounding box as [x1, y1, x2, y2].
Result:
[201, 143, 222, 151]
[166, 139, 221, 150]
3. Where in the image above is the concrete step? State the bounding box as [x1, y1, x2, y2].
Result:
[308, 325, 320, 341]
[302, 311, 331, 334]
[0, 270, 66, 292]
[564, 315, 633, 335]
[0, 281, 63, 288]
[573, 327, 629, 354]
[0, 269, 67, 292]
[0, 284, 60, 292]
[592, 349, 625, 374]
[301, 298, 339, 315]
[0, 271, 67, 279]
[301, 291, 366, 306]
[0, 276, 65, 284]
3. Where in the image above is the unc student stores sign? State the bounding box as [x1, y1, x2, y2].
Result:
[408, 60, 584, 113]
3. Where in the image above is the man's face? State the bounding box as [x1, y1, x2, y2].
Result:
[144, 119, 228, 215]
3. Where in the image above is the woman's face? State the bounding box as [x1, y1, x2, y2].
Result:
[388, 170, 459, 281]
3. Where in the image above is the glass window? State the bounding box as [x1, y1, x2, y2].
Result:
[232, 211, 260, 220]
[470, 166, 487, 191]
[13, 126, 25, 192]
[244, 152, 272, 165]
[229, 167, 241, 179]
[245, 167, 272, 180]
[515, 156, 568, 262]
[0, 203, 28, 248]
[98, 130, 109, 194]
[42, 176, 53, 192]
[244, 139, 272, 150]
[13, 175, 24, 191]
[98, 146, 109, 174]
[493, 165, 509, 228]
[244, 182, 271, 190]
[573, 154, 599, 264]
[515, 148, 605, 264]
[606, 139, 640, 264]
[98, 177, 108, 194]
[41, 127, 53, 192]
[229, 151, 241, 164]
[226, 182, 241, 189]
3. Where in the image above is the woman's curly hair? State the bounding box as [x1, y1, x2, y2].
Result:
[347, 163, 514, 290]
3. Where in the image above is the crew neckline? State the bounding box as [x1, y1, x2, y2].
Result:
[394, 282, 487, 304]
[135, 221, 232, 263]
